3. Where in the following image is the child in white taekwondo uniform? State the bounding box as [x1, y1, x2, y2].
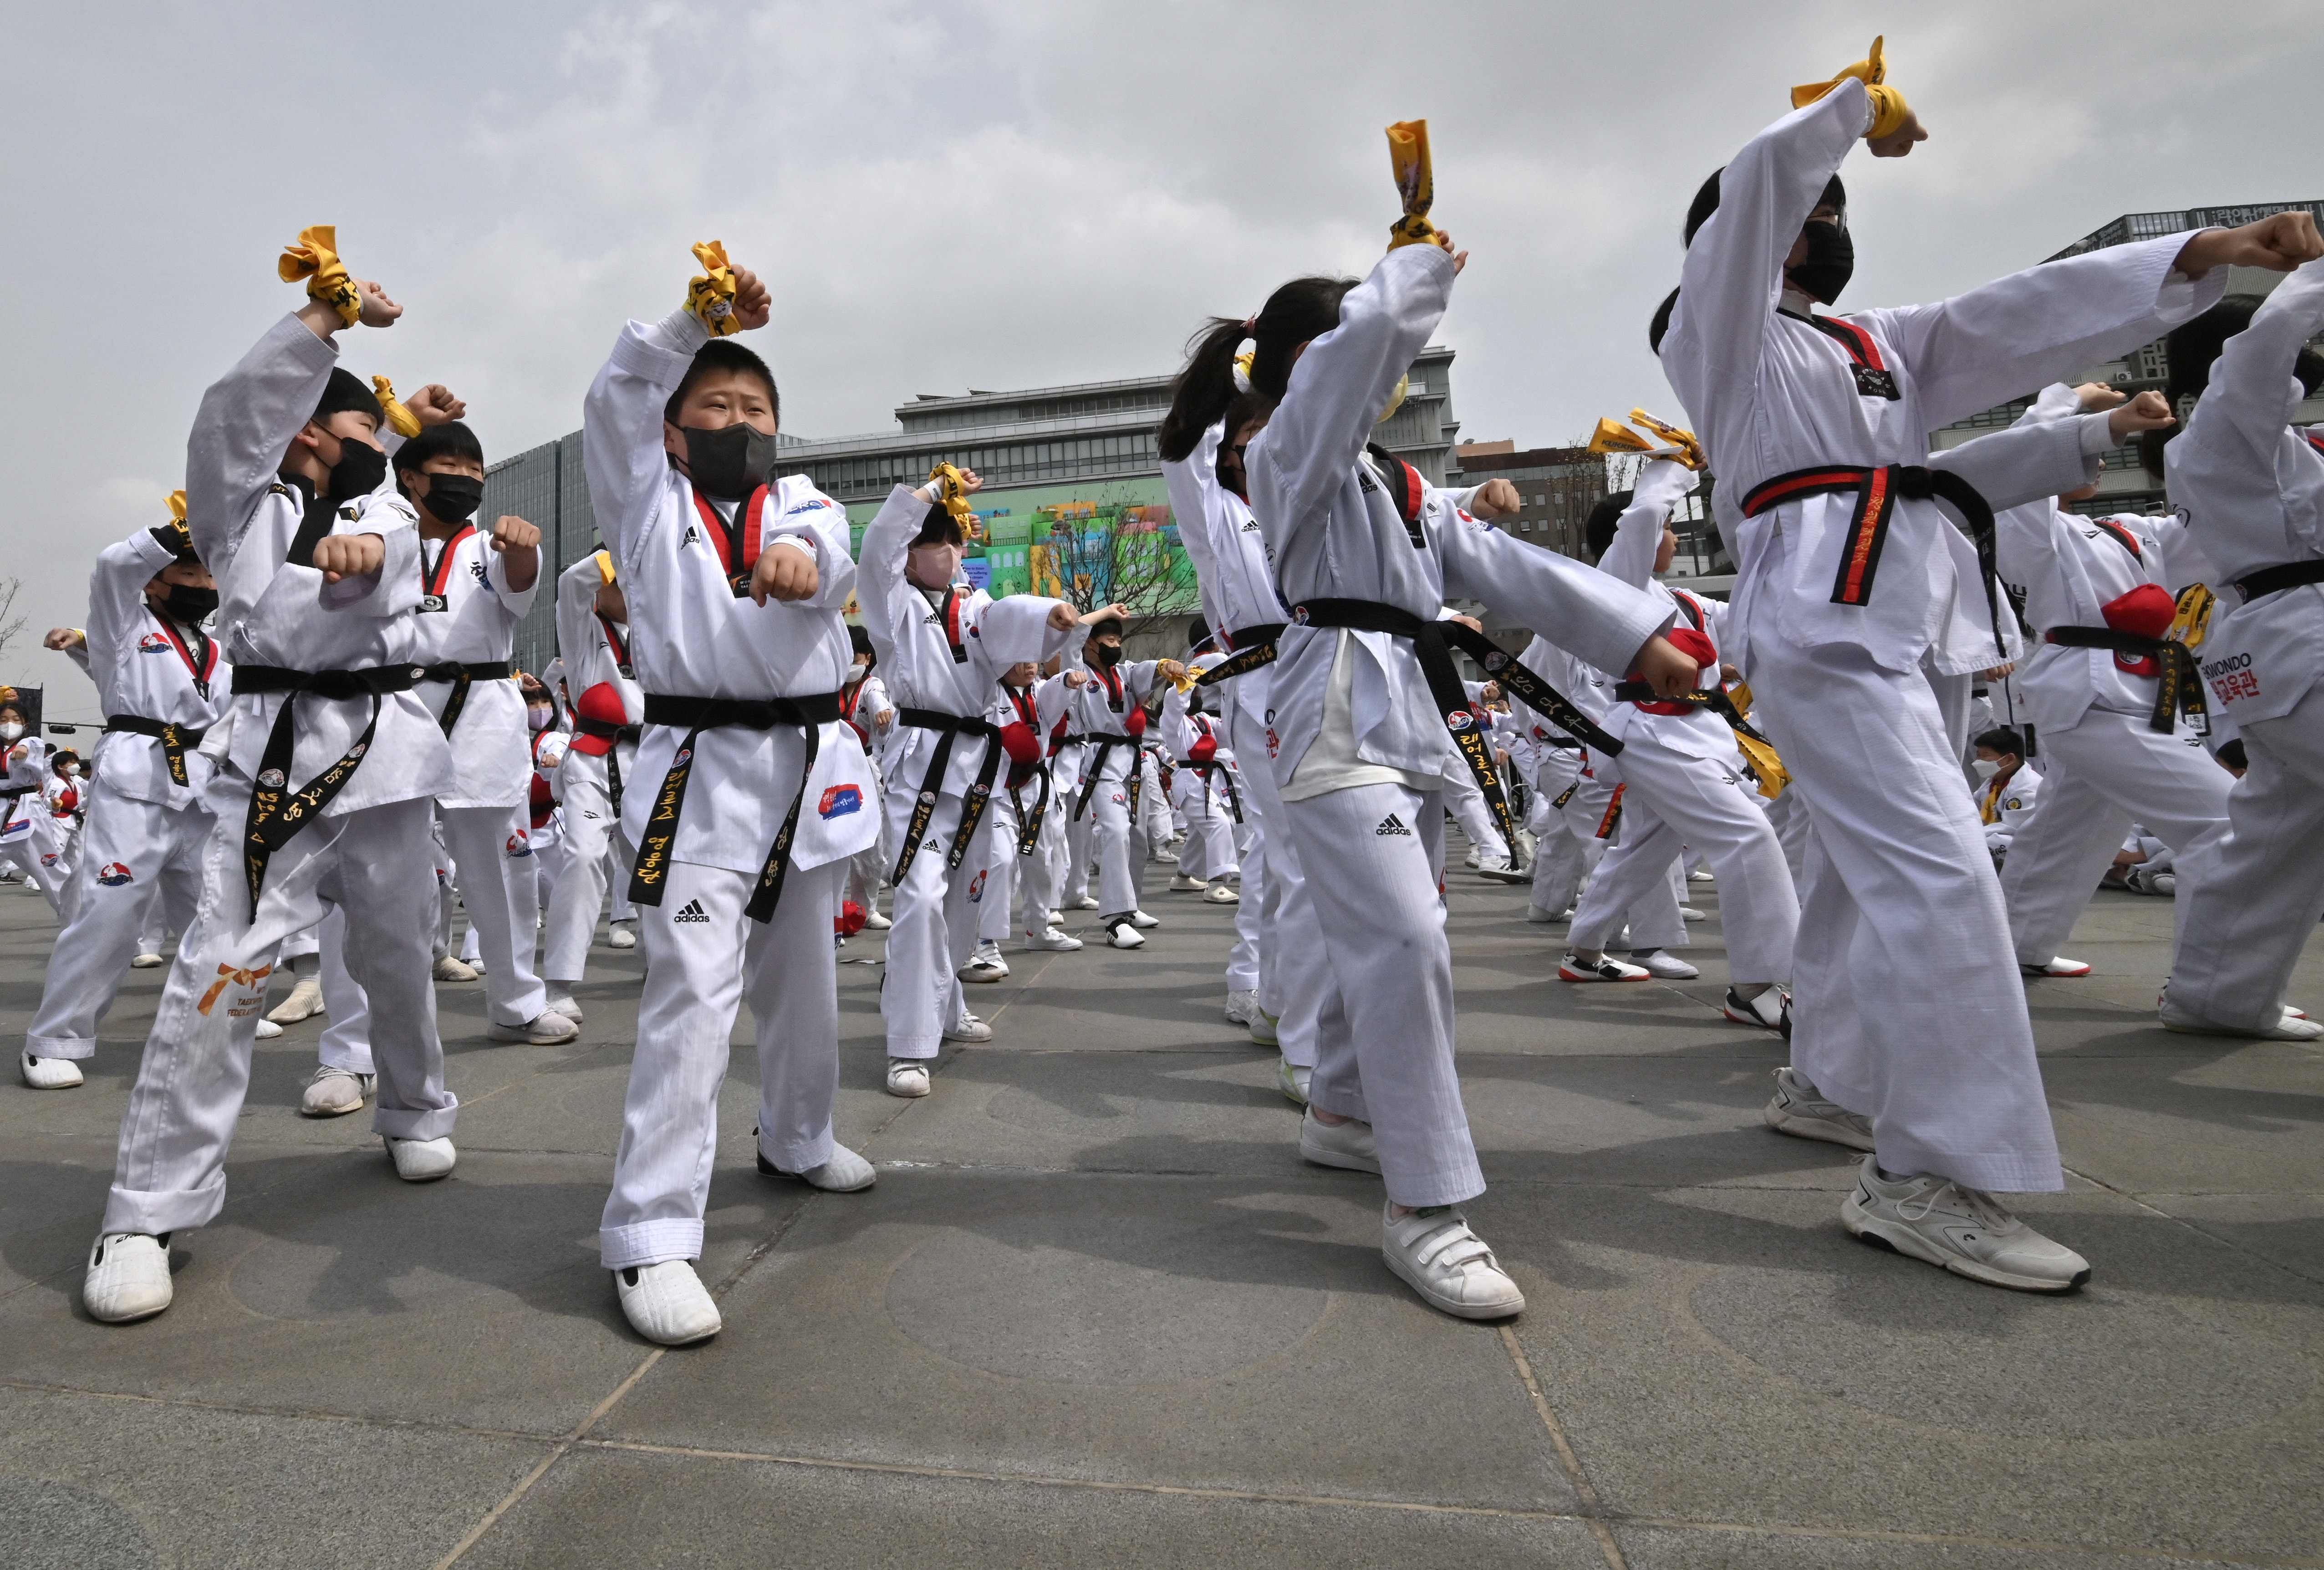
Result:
[857, 465, 1083, 1099]
[1012, 660, 1085, 948]
[1994, 382, 2230, 982]
[540, 549, 643, 1019]
[580, 249, 883, 1346]
[1246, 227, 1682, 1319]
[2159, 258, 2324, 1040]
[1060, 614, 1186, 949]
[1160, 661, 1244, 897]
[22, 504, 228, 1089]
[1560, 461, 1801, 1021]
[1969, 728, 2041, 859]
[82, 234, 463, 1325]
[0, 699, 69, 915]
[1656, 41, 2305, 1290]
[837, 625, 896, 930]
[963, 658, 1079, 980]
[391, 422, 579, 1047]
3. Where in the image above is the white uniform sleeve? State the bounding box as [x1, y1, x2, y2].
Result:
[1597, 460, 1696, 590]
[855, 486, 925, 671]
[1435, 504, 1673, 683]
[2173, 256, 2324, 517]
[969, 593, 1075, 668]
[184, 314, 341, 571]
[760, 494, 858, 611]
[581, 307, 710, 564]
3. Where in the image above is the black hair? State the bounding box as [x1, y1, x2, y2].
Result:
[1583, 490, 1635, 561]
[51, 749, 79, 769]
[1652, 169, 1847, 354]
[311, 367, 384, 428]
[1157, 277, 1354, 461]
[392, 419, 486, 476]
[849, 623, 876, 666]
[1085, 612, 1125, 638]
[1221, 390, 1276, 442]
[912, 504, 964, 548]
[2216, 737, 2248, 771]
[2141, 294, 2301, 481]
[1974, 726, 2026, 759]
[663, 339, 780, 427]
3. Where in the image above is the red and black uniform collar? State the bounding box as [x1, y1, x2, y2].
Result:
[147, 605, 218, 699]
[1778, 307, 1900, 400]
[419, 524, 475, 609]
[2088, 517, 2144, 561]
[597, 614, 631, 679]
[693, 485, 772, 598]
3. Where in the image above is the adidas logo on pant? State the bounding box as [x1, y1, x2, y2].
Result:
[1376, 814, 1412, 836]
[673, 900, 709, 924]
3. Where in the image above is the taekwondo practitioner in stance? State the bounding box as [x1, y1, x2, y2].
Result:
[1247, 122, 1684, 1317]
[0, 698, 70, 915]
[837, 624, 896, 930]
[1993, 382, 2227, 983]
[22, 500, 227, 1089]
[1062, 611, 1186, 948]
[84, 230, 463, 1324]
[540, 548, 643, 1022]
[857, 464, 1083, 1100]
[1658, 37, 2308, 1290]
[583, 244, 885, 1345]
[2159, 258, 2324, 1040]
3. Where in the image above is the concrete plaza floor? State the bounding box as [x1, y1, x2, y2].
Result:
[0, 852, 2319, 1569]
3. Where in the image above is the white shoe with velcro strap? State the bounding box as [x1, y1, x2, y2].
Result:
[1381, 1203, 1525, 1319]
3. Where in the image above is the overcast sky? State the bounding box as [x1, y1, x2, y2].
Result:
[4, 1, 2317, 717]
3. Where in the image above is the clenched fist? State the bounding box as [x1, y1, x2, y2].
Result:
[750, 537, 821, 605]
[312, 532, 385, 583]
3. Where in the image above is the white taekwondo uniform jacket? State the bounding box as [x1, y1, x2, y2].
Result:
[84, 526, 230, 805]
[404, 504, 538, 810]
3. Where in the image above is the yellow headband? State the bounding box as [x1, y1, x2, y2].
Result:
[371, 376, 423, 440]
[278, 225, 361, 326]
[928, 464, 983, 542]
[1385, 119, 1439, 251]
[1791, 35, 1911, 140]
[687, 241, 742, 337]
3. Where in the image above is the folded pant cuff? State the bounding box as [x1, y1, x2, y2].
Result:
[1382, 1165, 1487, 1212]
[601, 1218, 706, 1271]
[102, 1176, 227, 1238]
[25, 1034, 96, 1061]
[372, 1102, 459, 1141]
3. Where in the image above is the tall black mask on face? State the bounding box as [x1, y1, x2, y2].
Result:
[1092, 642, 1122, 667]
[1787, 220, 1855, 305]
[419, 473, 485, 525]
[327, 440, 390, 504]
[160, 583, 219, 624]
[682, 423, 779, 500]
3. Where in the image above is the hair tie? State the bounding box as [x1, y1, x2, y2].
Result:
[1240, 316, 1258, 335]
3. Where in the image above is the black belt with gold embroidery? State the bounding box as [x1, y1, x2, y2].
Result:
[2042, 627, 2210, 736]
[418, 660, 514, 739]
[1071, 731, 1143, 822]
[229, 662, 423, 911]
[1196, 622, 1289, 688]
[627, 691, 844, 922]
[891, 708, 1003, 880]
[1177, 758, 1242, 823]
[104, 714, 209, 789]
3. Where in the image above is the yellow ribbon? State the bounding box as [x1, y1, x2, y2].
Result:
[594, 548, 617, 585]
[686, 240, 743, 337]
[929, 464, 983, 542]
[1791, 35, 1911, 139]
[1586, 411, 1707, 471]
[1723, 681, 1790, 800]
[155, 490, 194, 555]
[2170, 583, 2217, 650]
[278, 225, 361, 326]
[197, 962, 273, 1018]
[1385, 119, 1439, 251]
[371, 376, 423, 440]
[1378, 374, 1411, 425]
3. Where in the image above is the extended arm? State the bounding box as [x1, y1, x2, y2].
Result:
[581, 308, 708, 563]
[1437, 506, 1673, 679]
[1596, 460, 1697, 589]
[184, 315, 340, 568]
[2182, 256, 2324, 473]
[855, 485, 926, 670]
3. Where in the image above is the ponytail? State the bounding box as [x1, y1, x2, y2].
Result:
[1249, 276, 1355, 402]
[1158, 317, 1251, 462]
[1159, 276, 1355, 463]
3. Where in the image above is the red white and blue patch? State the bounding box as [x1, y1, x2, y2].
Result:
[97, 862, 133, 885]
[819, 784, 862, 819]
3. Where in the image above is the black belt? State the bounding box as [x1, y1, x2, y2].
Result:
[1006, 761, 1054, 855]
[1177, 757, 1242, 824]
[573, 715, 639, 814]
[418, 660, 514, 739]
[1289, 599, 1621, 849]
[2234, 558, 2324, 602]
[1740, 463, 2004, 654]
[104, 714, 209, 789]
[229, 662, 423, 910]
[626, 690, 846, 922]
[2043, 627, 2210, 736]
[1196, 622, 1289, 688]
[892, 708, 1004, 881]
[1072, 731, 1146, 823]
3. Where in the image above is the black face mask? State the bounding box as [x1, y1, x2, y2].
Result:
[1787, 220, 1855, 305]
[682, 423, 779, 500]
[159, 583, 218, 624]
[327, 440, 390, 503]
[1092, 642, 1122, 667]
[419, 473, 485, 525]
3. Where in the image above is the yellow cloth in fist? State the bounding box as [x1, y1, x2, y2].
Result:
[371, 376, 423, 440]
[1790, 35, 1911, 140]
[278, 225, 361, 326]
[1385, 119, 1439, 251]
[928, 464, 981, 541]
[687, 241, 742, 337]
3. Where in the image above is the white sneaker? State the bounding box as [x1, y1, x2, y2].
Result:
[267, 975, 326, 1024]
[1559, 953, 1651, 983]
[1129, 909, 1161, 929]
[82, 1232, 172, 1324]
[759, 1142, 877, 1192]
[384, 1135, 457, 1181]
[1277, 1056, 1310, 1106]
[542, 987, 584, 1023]
[300, 1066, 374, 1118]
[129, 951, 164, 969]
[1223, 989, 1260, 1026]
[2021, 956, 2093, 978]
[1248, 1006, 1280, 1047]
[1104, 918, 1145, 950]
[1381, 1203, 1524, 1320]
[1762, 1066, 1872, 1151]
[254, 1018, 283, 1039]
[943, 1013, 994, 1044]
[488, 1011, 581, 1044]
[1679, 906, 1707, 922]
[1464, 847, 1482, 869]
[1524, 904, 1565, 924]
[1169, 873, 1208, 892]
[614, 1260, 721, 1345]
[1071, 895, 1101, 911]
[432, 954, 479, 982]
[2158, 990, 2324, 1041]
[1842, 1156, 2090, 1292]
[1631, 951, 1699, 980]
[1476, 858, 1528, 885]
[959, 944, 1010, 983]
[465, 955, 489, 974]
[1023, 926, 1082, 952]
[21, 1050, 82, 1089]
[1045, 909, 1064, 926]
[1723, 986, 1792, 1035]
[862, 909, 892, 931]
[1203, 882, 1241, 904]
[886, 1058, 931, 1098]
[607, 922, 638, 950]
[1688, 868, 1716, 882]
[1300, 1110, 1381, 1174]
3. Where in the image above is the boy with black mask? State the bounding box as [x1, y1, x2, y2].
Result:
[82, 228, 463, 1326]
[1061, 611, 1186, 948]
[21, 495, 229, 1089]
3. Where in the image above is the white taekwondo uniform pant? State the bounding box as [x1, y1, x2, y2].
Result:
[1439, 756, 1509, 864]
[1567, 729, 1799, 983]
[0, 811, 68, 917]
[438, 803, 550, 1026]
[2002, 711, 2230, 970]
[1061, 748, 1096, 905]
[103, 793, 457, 1236]
[1223, 798, 1261, 997]
[1009, 775, 1069, 932]
[542, 750, 637, 985]
[976, 790, 1020, 947]
[598, 857, 844, 1269]
[1228, 705, 1318, 1063]
[1140, 749, 1174, 849]
[314, 903, 377, 1075]
[882, 783, 989, 1059]
[1077, 749, 1150, 919]
[1761, 782, 1813, 885]
[25, 781, 209, 1061]
[1538, 769, 1686, 949]
[1172, 766, 1239, 883]
[1286, 781, 1481, 1208]
[2167, 681, 2324, 1029]
[1751, 631, 2060, 1195]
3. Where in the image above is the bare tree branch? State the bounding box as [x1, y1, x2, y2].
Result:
[0, 578, 25, 667]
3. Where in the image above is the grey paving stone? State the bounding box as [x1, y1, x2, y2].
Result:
[1612, 1522, 2247, 1569]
